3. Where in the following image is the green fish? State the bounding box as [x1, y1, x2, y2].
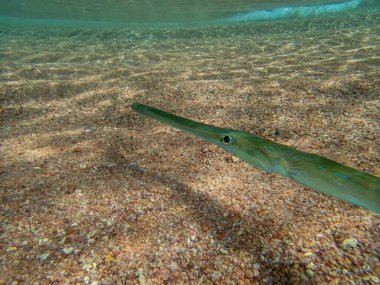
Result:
[132, 103, 380, 214]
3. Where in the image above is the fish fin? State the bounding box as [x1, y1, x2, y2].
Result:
[280, 150, 308, 179]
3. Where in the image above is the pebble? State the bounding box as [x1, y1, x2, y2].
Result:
[253, 269, 260, 277]
[6, 246, 17, 252]
[83, 263, 93, 272]
[252, 263, 260, 277]
[84, 127, 96, 133]
[211, 271, 222, 282]
[245, 269, 254, 279]
[231, 156, 240, 163]
[219, 248, 228, 254]
[342, 238, 358, 251]
[38, 238, 51, 246]
[87, 230, 97, 239]
[306, 269, 315, 278]
[306, 262, 316, 270]
[304, 251, 315, 257]
[174, 247, 185, 253]
[63, 247, 74, 254]
[300, 272, 309, 282]
[288, 249, 297, 256]
[105, 252, 113, 266]
[168, 261, 179, 272]
[38, 252, 50, 261]
[201, 224, 209, 232]
[138, 274, 146, 285]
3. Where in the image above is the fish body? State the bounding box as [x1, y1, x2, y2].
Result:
[132, 103, 380, 214]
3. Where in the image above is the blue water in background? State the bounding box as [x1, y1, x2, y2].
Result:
[0, 0, 378, 27]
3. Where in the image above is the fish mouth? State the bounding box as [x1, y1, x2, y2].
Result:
[132, 103, 227, 143]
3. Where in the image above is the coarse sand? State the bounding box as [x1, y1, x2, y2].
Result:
[1, 11, 379, 284]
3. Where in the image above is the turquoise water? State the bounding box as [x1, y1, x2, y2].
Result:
[0, 0, 378, 27]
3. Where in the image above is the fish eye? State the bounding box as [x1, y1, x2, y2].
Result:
[222, 135, 232, 144]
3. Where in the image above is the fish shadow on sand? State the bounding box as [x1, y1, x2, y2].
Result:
[124, 160, 303, 282]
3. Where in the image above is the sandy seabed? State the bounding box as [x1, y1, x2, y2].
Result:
[1, 10, 379, 285]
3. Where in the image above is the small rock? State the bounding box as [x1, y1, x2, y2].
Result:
[304, 251, 315, 257]
[174, 247, 185, 253]
[245, 269, 254, 279]
[63, 247, 74, 254]
[136, 269, 146, 285]
[306, 262, 316, 270]
[168, 261, 179, 272]
[38, 252, 50, 261]
[83, 263, 93, 272]
[126, 212, 137, 222]
[84, 127, 96, 133]
[231, 156, 240, 163]
[136, 268, 144, 277]
[342, 238, 358, 251]
[288, 249, 297, 256]
[105, 252, 113, 266]
[252, 263, 261, 277]
[300, 272, 309, 281]
[219, 248, 228, 254]
[66, 225, 75, 235]
[201, 223, 209, 232]
[306, 269, 315, 278]
[6, 246, 17, 252]
[87, 230, 97, 239]
[38, 237, 51, 246]
[211, 271, 222, 282]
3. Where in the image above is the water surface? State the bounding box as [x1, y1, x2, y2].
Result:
[0, 0, 377, 26]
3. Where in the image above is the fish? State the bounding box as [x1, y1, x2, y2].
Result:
[132, 102, 380, 214]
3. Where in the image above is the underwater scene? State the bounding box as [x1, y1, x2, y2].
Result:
[1, 0, 379, 284]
